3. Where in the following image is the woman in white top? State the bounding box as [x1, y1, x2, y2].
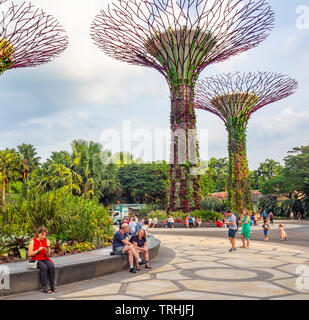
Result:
[166, 215, 174, 228]
[142, 219, 151, 236]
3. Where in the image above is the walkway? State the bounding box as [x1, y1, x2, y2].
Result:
[3, 232, 309, 300]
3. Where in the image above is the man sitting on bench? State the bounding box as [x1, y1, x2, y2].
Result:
[112, 223, 144, 273]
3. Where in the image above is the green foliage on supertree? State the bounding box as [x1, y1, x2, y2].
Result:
[0, 37, 14, 75]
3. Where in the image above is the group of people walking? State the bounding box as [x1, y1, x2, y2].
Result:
[225, 209, 288, 252]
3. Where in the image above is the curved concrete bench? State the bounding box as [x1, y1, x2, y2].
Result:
[1, 236, 161, 297]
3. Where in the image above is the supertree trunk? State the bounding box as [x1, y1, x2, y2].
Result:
[226, 120, 252, 214]
[168, 84, 201, 212]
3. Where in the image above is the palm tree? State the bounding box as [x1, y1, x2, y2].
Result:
[6, 150, 21, 200]
[35, 163, 82, 195]
[17, 144, 40, 190]
[0, 148, 18, 206]
[112, 151, 143, 167]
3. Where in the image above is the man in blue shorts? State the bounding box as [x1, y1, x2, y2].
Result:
[225, 210, 237, 252]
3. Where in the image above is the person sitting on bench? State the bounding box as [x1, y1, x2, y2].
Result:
[112, 223, 144, 273]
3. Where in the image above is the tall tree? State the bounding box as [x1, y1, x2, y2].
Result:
[0, 148, 19, 206]
[251, 159, 283, 190]
[17, 143, 40, 190]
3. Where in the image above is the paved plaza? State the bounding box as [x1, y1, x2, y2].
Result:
[2, 222, 309, 300]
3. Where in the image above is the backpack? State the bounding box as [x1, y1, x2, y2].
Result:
[129, 223, 136, 235]
[135, 222, 142, 233]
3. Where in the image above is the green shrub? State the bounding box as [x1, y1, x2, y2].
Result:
[147, 209, 223, 223]
[139, 204, 165, 218]
[192, 210, 224, 222]
[200, 197, 229, 212]
[257, 197, 279, 215]
[4, 190, 113, 247]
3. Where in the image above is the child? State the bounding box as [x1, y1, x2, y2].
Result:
[262, 221, 270, 241]
[279, 224, 287, 240]
[197, 217, 202, 229]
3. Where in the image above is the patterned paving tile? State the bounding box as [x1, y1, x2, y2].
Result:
[149, 264, 176, 273]
[175, 261, 228, 270]
[156, 270, 192, 280]
[125, 280, 179, 296]
[260, 268, 295, 281]
[195, 268, 258, 280]
[60, 282, 121, 298]
[273, 278, 309, 293]
[189, 255, 219, 262]
[121, 274, 151, 283]
[271, 256, 309, 264]
[219, 258, 285, 269]
[148, 291, 256, 300]
[179, 279, 292, 298]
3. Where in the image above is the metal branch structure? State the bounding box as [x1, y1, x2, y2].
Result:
[195, 72, 298, 213]
[91, 0, 274, 212]
[0, 0, 68, 75]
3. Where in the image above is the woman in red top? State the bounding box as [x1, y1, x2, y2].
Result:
[28, 226, 58, 294]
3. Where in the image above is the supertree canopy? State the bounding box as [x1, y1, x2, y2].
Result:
[91, 0, 274, 212]
[0, 0, 68, 75]
[195, 72, 298, 213]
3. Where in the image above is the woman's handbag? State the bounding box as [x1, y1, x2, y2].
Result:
[27, 259, 38, 270]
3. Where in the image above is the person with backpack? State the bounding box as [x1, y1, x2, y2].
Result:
[262, 210, 268, 223]
[188, 215, 194, 228]
[129, 218, 137, 235]
[269, 212, 274, 225]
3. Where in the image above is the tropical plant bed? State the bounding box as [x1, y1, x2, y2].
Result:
[0, 238, 113, 265]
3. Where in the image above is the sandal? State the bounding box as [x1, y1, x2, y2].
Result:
[41, 287, 52, 294]
[145, 264, 152, 269]
[50, 287, 59, 293]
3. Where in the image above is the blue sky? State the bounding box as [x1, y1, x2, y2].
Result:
[0, 0, 309, 170]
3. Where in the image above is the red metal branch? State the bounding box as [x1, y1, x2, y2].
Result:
[0, 1, 68, 70]
[194, 72, 298, 123]
[91, 0, 274, 80]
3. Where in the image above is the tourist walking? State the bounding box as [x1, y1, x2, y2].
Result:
[240, 210, 251, 249]
[197, 217, 202, 228]
[279, 224, 287, 240]
[290, 212, 294, 220]
[188, 215, 194, 228]
[262, 220, 271, 241]
[28, 226, 58, 294]
[269, 212, 274, 224]
[262, 210, 268, 223]
[224, 211, 237, 252]
[250, 213, 255, 226]
[184, 215, 189, 228]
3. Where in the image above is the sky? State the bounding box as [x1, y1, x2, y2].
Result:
[0, 0, 309, 170]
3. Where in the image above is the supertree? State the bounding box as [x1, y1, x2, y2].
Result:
[91, 0, 274, 212]
[0, 0, 68, 75]
[195, 72, 298, 213]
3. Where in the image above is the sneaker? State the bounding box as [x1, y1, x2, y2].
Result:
[130, 267, 137, 274]
[229, 248, 233, 252]
[139, 259, 146, 265]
